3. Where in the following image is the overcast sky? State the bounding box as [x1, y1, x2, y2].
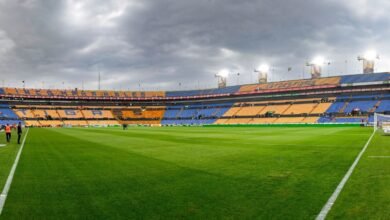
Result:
[0, 0, 389, 91]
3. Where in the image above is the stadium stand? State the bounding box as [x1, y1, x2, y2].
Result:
[3, 88, 165, 98]
[166, 86, 241, 97]
[238, 76, 341, 93]
[377, 100, 390, 112]
[1, 72, 389, 126]
[161, 103, 234, 125]
[340, 72, 390, 84]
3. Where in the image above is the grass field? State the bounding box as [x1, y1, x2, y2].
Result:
[0, 126, 388, 219]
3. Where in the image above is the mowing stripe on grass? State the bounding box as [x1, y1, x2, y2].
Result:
[0, 128, 29, 215]
[316, 130, 376, 220]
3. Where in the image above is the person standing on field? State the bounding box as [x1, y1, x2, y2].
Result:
[17, 122, 22, 144]
[5, 124, 11, 143]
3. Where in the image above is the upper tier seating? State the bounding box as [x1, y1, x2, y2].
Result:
[166, 86, 241, 97]
[340, 72, 390, 84]
[239, 77, 341, 93]
[2, 88, 165, 98]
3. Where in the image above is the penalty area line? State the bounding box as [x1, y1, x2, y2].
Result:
[316, 130, 376, 220]
[368, 156, 390, 158]
[0, 128, 29, 215]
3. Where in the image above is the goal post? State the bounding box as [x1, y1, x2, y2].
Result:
[374, 113, 390, 133]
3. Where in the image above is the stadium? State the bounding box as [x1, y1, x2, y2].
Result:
[1, 71, 390, 127]
[0, 1, 390, 219]
[0, 66, 389, 219]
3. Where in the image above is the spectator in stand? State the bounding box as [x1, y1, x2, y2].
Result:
[17, 122, 22, 144]
[5, 124, 11, 143]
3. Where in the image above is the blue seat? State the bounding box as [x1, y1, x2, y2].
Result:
[161, 103, 234, 125]
[0, 108, 19, 119]
[334, 118, 366, 123]
[340, 72, 390, 84]
[376, 100, 390, 112]
[166, 86, 240, 97]
[344, 101, 377, 113]
[325, 102, 345, 113]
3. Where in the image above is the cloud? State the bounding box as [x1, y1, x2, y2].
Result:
[0, 0, 389, 90]
[0, 30, 14, 56]
[333, 0, 390, 20]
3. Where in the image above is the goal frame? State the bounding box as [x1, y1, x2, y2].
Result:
[374, 113, 390, 133]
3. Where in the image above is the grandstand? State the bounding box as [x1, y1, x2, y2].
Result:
[0, 72, 389, 127]
[0, 71, 389, 219]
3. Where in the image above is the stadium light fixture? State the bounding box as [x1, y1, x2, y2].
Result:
[215, 69, 229, 88]
[363, 50, 379, 61]
[256, 64, 270, 73]
[357, 50, 379, 74]
[311, 56, 326, 66]
[254, 64, 270, 84]
[217, 69, 229, 78]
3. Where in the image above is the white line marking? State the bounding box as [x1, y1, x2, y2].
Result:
[316, 130, 376, 220]
[368, 156, 390, 158]
[0, 128, 29, 215]
[0, 144, 6, 147]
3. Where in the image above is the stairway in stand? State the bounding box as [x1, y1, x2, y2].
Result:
[339, 102, 349, 113]
[369, 100, 382, 113]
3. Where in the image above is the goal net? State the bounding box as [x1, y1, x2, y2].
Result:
[374, 113, 390, 133]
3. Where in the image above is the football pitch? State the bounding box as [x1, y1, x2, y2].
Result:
[0, 126, 388, 219]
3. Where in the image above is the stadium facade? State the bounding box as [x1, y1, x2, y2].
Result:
[0, 72, 389, 127]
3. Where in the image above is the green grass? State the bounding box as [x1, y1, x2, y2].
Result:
[0, 131, 26, 195]
[327, 131, 390, 219]
[0, 126, 384, 219]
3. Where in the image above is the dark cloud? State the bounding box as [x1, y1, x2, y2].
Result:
[0, 0, 389, 90]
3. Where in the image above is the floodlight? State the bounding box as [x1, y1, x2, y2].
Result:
[363, 50, 378, 61]
[311, 56, 325, 66]
[256, 64, 270, 73]
[217, 69, 229, 78]
[358, 50, 379, 74]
